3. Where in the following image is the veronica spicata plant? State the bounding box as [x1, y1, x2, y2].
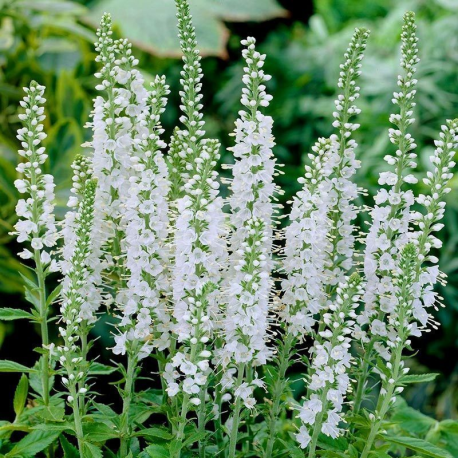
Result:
[1, 3, 457, 458]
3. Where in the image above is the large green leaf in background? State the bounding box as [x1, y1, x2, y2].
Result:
[86, 0, 287, 57]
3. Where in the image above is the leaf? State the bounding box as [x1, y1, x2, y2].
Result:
[61, 435, 79, 458]
[81, 442, 103, 458]
[46, 283, 62, 306]
[86, 0, 287, 57]
[134, 427, 173, 441]
[37, 405, 66, 422]
[383, 436, 453, 458]
[391, 404, 436, 434]
[13, 374, 29, 417]
[0, 307, 33, 321]
[83, 422, 119, 442]
[88, 362, 117, 375]
[15, 0, 87, 15]
[145, 444, 170, 458]
[0, 360, 35, 373]
[6, 430, 61, 457]
[399, 373, 440, 384]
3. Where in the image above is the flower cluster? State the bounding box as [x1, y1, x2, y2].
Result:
[325, 28, 369, 287]
[57, 179, 97, 404]
[295, 274, 363, 448]
[358, 12, 419, 355]
[14, 82, 58, 265]
[221, 38, 276, 388]
[113, 77, 172, 359]
[282, 138, 336, 336]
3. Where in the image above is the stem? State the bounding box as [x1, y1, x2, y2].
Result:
[228, 364, 246, 458]
[198, 389, 207, 458]
[70, 386, 84, 456]
[35, 253, 50, 406]
[264, 333, 295, 458]
[120, 353, 136, 457]
[172, 394, 190, 458]
[307, 389, 329, 458]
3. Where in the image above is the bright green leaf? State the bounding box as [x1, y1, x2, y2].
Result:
[88, 362, 117, 375]
[383, 435, 453, 458]
[83, 422, 119, 442]
[0, 308, 33, 321]
[399, 373, 440, 384]
[13, 374, 28, 417]
[145, 444, 170, 458]
[6, 430, 61, 457]
[61, 434, 79, 458]
[0, 360, 35, 373]
[134, 427, 173, 441]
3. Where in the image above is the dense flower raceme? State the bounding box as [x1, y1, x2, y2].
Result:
[14, 82, 58, 265]
[9, 4, 458, 458]
[295, 274, 364, 448]
[358, 12, 420, 350]
[113, 76, 172, 360]
[219, 37, 276, 404]
[57, 179, 97, 402]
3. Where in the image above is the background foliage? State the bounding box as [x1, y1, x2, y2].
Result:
[0, 0, 457, 423]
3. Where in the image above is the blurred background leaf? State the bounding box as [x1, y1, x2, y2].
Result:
[0, 0, 457, 424]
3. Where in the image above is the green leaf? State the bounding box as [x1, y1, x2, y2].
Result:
[0, 360, 35, 373]
[61, 435, 79, 458]
[13, 374, 29, 417]
[383, 435, 453, 458]
[0, 307, 33, 321]
[15, 0, 87, 15]
[134, 427, 173, 441]
[81, 442, 103, 458]
[86, 0, 286, 57]
[88, 362, 117, 375]
[145, 444, 170, 458]
[37, 405, 65, 422]
[399, 373, 440, 384]
[6, 430, 61, 457]
[83, 422, 119, 442]
[46, 283, 62, 306]
[391, 404, 436, 434]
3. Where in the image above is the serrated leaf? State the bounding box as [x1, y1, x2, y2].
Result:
[0, 307, 33, 321]
[0, 360, 35, 373]
[399, 373, 440, 384]
[81, 442, 103, 458]
[88, 362, 117, 375]
[145, 444, 170, 458]
[83, 422, 119, 442]
[391, 404, 436, 434]
[13, 374, 28, 417]
[383, 435, 453, 458]
[37, 405, 65, 422]
[6, 430, 61, 457]
[134, 427, 173, 441]
[61, 434, 79, 458]
[86, 0, 286, 57]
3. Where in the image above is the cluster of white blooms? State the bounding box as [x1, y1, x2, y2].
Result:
[165, 0, 227, 404]
[295, 274, 363, 449]
[383, 120, 458, 345]
[219, 37, 276, 408]
[358, 12, 419, 353]
[14, 82, 58, 266]
[57, 179, 97, 403]
[90, 14, 148, 256]
[166, 139, 227, 400]
[61, 155, 103, 324]
[281, 138, 337, 336]
[113, 77, 172, 359]
[220, 218, 270, 408]
[324, 28, 369, 287]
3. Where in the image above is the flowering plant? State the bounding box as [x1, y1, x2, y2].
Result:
[0, 1, 456, 457]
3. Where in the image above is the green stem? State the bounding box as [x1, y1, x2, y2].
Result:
[264, 333, 295, 458]
[307, 389, 329, 458]
[198, 389, 207, 458]
[120, 353, 136, 457]
[228, 364, 246, 458]
[70, 386, 84, 456]
[35, 253, 50, 406]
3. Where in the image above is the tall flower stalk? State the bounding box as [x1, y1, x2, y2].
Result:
[13, 82, 58, 406]
[354, 11, 419, 415]
[57, 178, 97, 455]
[221, 36, 276, 458]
